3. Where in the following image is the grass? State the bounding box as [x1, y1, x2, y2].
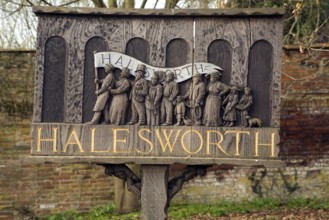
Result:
[41, 197, 329, 220]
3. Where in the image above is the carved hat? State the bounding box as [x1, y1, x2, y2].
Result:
[165, 70, 175, 77]
[135, 64, 146, 73]
[230, 85, 241, 91]
[121, 67, 130, 74]
[192, 72, 202, 78]
[206, 69, 222, 78]
[244, 86, 251, 92]
[151, 72, 159, 80]
[104, 63, 115, 71]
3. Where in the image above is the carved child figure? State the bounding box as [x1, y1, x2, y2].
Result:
[222, 85, 240, 127]
[235, 87, 253, 127]
[174, 96, 186, 126]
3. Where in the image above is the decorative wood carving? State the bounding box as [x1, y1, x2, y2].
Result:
[31, 6, 284, 165]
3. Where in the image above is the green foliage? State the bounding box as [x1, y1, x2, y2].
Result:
[43, 198, 329, 219]
[169, 197, 329, 219]
[41, 204, 139, 220]
[283, 197, 329, 210]
[169, 198, 281, 218]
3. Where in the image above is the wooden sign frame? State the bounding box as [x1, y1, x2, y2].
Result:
[31, 7, 284, 167]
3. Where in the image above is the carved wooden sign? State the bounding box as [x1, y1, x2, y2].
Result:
[31, 7, 285, 167]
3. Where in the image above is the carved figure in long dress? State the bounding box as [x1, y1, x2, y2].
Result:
[235, 87, 253, 127]
[108, 67, 131, 125]
[161, 70, 179, 126]
[87, 63, 115, 125]
[145, 72, 163, 126]
[222, 85, 240, 127]
[183, 73, 206, 126]
[127, 64, 148, 125]
[202, 70, 230, 127]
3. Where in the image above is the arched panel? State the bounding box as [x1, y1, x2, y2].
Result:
[166, 38, 190, 68]
[125, 37, 150, 123]
[166, 38, 191, 95]
[83, 37, 109, 123]
[125, 37, 150, 63]
[248, 40, 273, 126]
[42, 36, 66, 122]
[207, 39, 232, 85]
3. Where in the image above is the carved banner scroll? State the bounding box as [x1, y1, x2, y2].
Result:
[94, 52, 222, 83]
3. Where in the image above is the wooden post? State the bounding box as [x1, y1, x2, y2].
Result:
[141, 165, 169, 220]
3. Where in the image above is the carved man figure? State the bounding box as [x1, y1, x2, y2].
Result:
[145, 72, 163, 126]
[183, 73, 206, 126]
[127, 64, 148, 125]
[87, 63, 115, 125]
[235, 87, 253, 127]
[161, 70, 179, 126]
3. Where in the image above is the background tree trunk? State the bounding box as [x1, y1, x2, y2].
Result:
[124, 0, 135, 8]
[108, 0, 118, 8]
[165, 0, 179, 9]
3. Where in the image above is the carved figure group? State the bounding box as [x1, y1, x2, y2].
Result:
[87, 63, 261, 127]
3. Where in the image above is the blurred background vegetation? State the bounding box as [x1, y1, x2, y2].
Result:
[1, 0, 328, 50]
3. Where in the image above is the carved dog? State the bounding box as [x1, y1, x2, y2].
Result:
[246, 116, 263, 128]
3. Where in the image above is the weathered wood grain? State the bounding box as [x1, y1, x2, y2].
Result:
[207, 39, 232, 85]
[125, 37, 150, 64]
[124, 17, 193, 68]
[141, 165, 168, 220]
[248, 40, 273, 126]
[249, 17, 283, 127]
[33, 6, 285, 17]
[23, 155, 285, 167]
[42, 36, 66, 122]
[195, 18, 250, 86]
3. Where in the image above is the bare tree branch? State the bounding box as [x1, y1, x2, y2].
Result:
[153, 0, 159, 9]
[39, 0, 53, 6]
[140, 0, 147, 8]
[59, 0, 81, 7]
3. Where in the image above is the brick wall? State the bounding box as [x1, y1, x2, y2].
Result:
[280, 50, 329, 160]
[0, 51, 114, 219]
[0, 49, 328, 218]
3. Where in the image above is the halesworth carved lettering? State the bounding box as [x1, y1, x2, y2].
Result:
[32, 125, 279, 159]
